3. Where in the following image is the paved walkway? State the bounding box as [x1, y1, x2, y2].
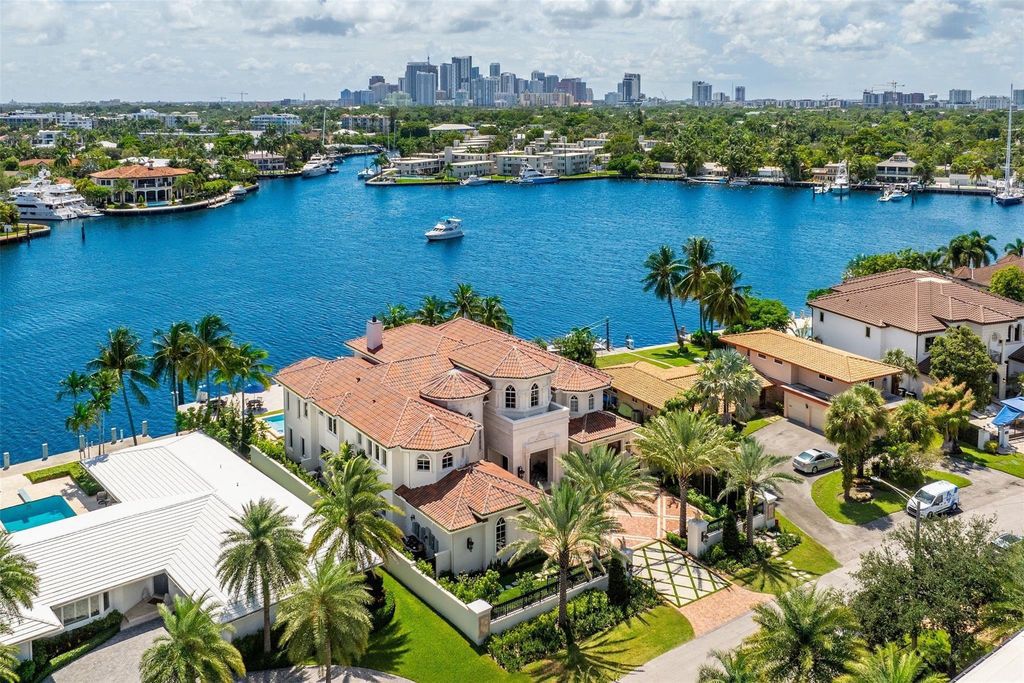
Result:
[678, 584, 772, 637]
[632, 541, 729, 607]
[46, 621, 164, 683]
[611, 491, 703, 549]
[246, 666, 412, 682]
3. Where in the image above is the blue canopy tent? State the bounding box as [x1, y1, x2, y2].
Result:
[992, 397, 1024, 449]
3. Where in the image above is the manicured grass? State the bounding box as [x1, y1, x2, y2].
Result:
[596, 343, 706, 369]
[730, 513, 840, 595]
[741, 415, 781, 436]
[521, 605, 694, 681]
[394, 177, 458, 185]
[955, 443, 1024, 479]
[23, 462, 102, 496]
[561, 170, 621, 180]
[810, 469, 972, 525]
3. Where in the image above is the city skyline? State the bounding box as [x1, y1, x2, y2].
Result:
[1, 0, 1021, 104]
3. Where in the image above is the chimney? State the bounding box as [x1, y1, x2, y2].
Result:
[366, 316, 383, 352]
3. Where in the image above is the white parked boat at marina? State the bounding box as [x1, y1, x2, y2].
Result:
[833, 161, 850, 196]
[10, 169, 101, 220]
[424, 217, 464, 241]
[995, 85, 1022, 207]
[878, 187, 907, 202]
[813, 183, 831, 195]
[301, 154, 331, 178]
[229, 185, 247, 199]
[512, 164, 558, 184]
[357, 167, 375, 179]
[460, 175, 491, 186]
[728, 177, 751, 187]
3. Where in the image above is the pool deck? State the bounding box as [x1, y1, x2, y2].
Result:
[177, 383, 283, 415]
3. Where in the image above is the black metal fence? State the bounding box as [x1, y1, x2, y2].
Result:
[489, 565, 594, 619]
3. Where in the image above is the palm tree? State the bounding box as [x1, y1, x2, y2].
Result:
[186, 314, 233, 400]
[694, 349, 762, 426]
[946, 230, 998, 269]
[65, 401, 98, 448]
[718, 440, 798, 545]
[0, 531, 39, 622]
[702, 264, 750, 331]
[379, 304, 412, 329]
[559, 445, 657, 514]
[449, 282, 481, 319]
[824, 386, 883, 497]
[373, 153, 390, 172]
[88, 369, 118, 455]
[1006, 238, 1024, 256]
[414, 295, 451, 325]
[306, 456, 403, 568]
[881, 348, 919, 394]
[56, 369, 91, 402]
[216, 342, 273, 446]
[276, 558, 372, 683]
[697, 648, 759, 683]
[217, 498, 305, 655]
[746, 585, 860, 683]
[501, 482, 617, 634]
[87, 326, 158, 446]
[139, 593, 245, 683]
[478, 295, 513, 333]
[634, 411, 735, 536]
[642, 245, 684, 343]
[151, 321, 194, 412]
[112, 178, 133, 205]
[838, 643, 947, 683]
[921, 249, 949, 274]
[677, 236, 720, 334]
[0, 635, 17, 683]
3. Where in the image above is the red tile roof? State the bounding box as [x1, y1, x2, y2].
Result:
[449, 339, 558, 379]
[568, 410, 639, 445]
[89, 164, 193, 180]
[953, 254, 1024, 288]
[394, 461, 542, 531]
[419, 368, 491, 400]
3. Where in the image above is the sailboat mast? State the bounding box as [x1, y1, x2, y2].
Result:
[1006, 84, 1014, 186]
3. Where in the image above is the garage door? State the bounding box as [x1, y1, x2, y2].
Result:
[785, 394, 808, 427]
[809, 404, 826, 431]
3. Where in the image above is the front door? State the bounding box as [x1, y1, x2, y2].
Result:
[153, 574, 169, 596]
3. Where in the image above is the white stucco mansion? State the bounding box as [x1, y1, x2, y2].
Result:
[276, 317, 638, 574]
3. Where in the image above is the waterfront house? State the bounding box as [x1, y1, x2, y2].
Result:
[811, 162, 844, 184]
[276, 317, 636, 574]
[604, 361, 701, 421]
[31, 130, 65, 148]
[2, 433, 323, 663]
[809, 270, 1024, 400]
[244, 151, 287, 173]
[494, 149, 594, 176]
[89, 164, 193, 204]
[392, 154, 445, 176]
[720, 330, 902, 430]
[757, 166, 785, 181]
[876, 152, 919, 184]
[249, 113, 301, 131]
[952, 254, 1024, 289]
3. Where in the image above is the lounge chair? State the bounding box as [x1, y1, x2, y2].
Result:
[96, 490, 110, 506]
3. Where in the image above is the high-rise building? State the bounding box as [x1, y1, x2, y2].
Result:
[530, 70, 545, 82]
[415, 71, 438, 105]
[692, 81, 712, 104]
[470, 66, 480, 80]
[489, 62, 501, 78]
[949, 89, 972, 105]
[1012, 89, 1023, 107]
[499, 72, 517, 94]
[438, 63, 453, 98]
[620, 73, 641, 102]
[557, 78, 587, 103]
[368, 75, 385, 87]
[544, 74, 560, 93]
[370, 81, 390, 103]
[471, 77, 498, 106]
[734, 85, 745, 102]
[452, 56, 473, 93]
[404, 61, 436, 101]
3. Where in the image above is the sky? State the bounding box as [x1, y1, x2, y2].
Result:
[1, 0, 1022, 104]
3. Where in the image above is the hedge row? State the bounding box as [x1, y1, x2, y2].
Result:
[23, 462, 102, 496]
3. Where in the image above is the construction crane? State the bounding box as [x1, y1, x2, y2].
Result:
[238, 92, 248, 103]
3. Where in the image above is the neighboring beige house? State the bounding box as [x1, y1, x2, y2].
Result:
[809, 269, 1024, 400]
[876, 152, 919, 184]
[720, 330, 902, 431]
[604, 361, 701, 421]
[952, 254, 1024, 289]
[811, 162, 844, 184]
[89, 164, 193, 203]
[244, 151, 286, 172]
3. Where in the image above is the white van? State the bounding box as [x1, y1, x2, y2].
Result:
[907, 481, 960, 518]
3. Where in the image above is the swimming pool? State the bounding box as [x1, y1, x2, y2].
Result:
[262, 413, 285, 436]
[0, 496, 76, 532]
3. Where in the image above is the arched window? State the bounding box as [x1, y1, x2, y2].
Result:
[442, 452, 453, 469]
[570, 395, 579, 412]
[530, 383, 540, 407]
[504, 385, 516, 409]
[495, 518, 507, 551]
[416, 454, 431, 471]
[588, 394, 595, 411]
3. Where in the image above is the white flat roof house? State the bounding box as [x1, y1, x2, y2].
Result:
[2, 433, 316, 662]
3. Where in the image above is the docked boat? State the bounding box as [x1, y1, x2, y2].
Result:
[424, 217, 464, 241]
[832, 162, 850, 196]
[229, 185, 247, 199]
[460, 175, 490, 187]
[301, 154, 331, 178]
[357, 167, 375, 179]
[813, 184, 831, 195]
[10, 169, 101, 220]
[512, 164, 558, 184]
[728, 177, 750, 187]
[995, 86, 1022, 207]
[879, 187, 907, 202]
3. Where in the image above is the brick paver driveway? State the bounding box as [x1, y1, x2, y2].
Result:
[632, 540, 729, 607]
[46, 620, 164, 683]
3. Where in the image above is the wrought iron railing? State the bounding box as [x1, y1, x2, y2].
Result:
[490, 564, 595, 619]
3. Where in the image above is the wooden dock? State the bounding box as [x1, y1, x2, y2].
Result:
[0, 224, 50, 245]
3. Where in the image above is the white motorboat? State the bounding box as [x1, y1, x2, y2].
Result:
[424, 217, 464, 241]
[460, 175, 490, 186]
[10, 169, 101, 220]
[301, 154, 331, 178]
[512, 164, 558, 184]
[357, 167, 375, 179]
[813, 184, 831, 195]
[728, 177, 751, 186]
[832, 161, 850, 196]
[889, 188, 908, 201]
[995, 85, 1022, 207]
[229, 184, 247, 198]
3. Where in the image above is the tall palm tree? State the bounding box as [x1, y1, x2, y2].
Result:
[697, 648, 759, 683]
[501, 482, 617, 633]
[677, 236, 720, 334]
[634, 411, 735, 536]
[1005, 238, 1024, 257]
[848, 383, 887, 477]
[0, 633, 17, 683]
[702, 264, 750, 331]
[216, 342, 273, 446]
[946, 230, 998, 269]
[746, 585, 860, 683]
[305, 456, 403, 568]
[414, 295, 451, 326]
[276, 558, 372, 683]
[65, 401, 98, 448]
[217, 498, 305, 655]
[694, 349, 762, 425]
[186, 314, 233, 400]
[824, 386, 882, 497]
[379, 304, 412, 329]
[881, 348, 919, 394]
[151, 321, 194, 411]
[559, 445, 657, 514]
[0, 531, 39, 622]
[478, 295, 514, 333]
[718, 440, 799, 545]
[642, 245, 684, 343]
[838, 643, 947, 683]
[87, 326, 158, 446]
[56, 369, 91, 402]
[921, 249, 949, 274]
[139, 593, 245, 683]
[449, 282, 482, 319]
[88, 369, 118, 455]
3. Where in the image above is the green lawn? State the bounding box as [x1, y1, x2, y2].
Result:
[730, 513, 840, 594]
[596, 343, 707, 369]
[561, 170, 621, 180]
[741, 415, 781, 436]
[811, 469, 972, 525]
[955, 443, 1024, 479]
[521, 605, 694, 682]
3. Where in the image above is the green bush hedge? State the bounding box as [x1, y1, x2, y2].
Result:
[23, 462, 102, 496]
[233, 624, 290, 672]
[371, 587, 396, 631]
[252, 437, 323, 493]
[665, 531, 687, 552]
[20, 611, 123, 682]
[438, 569, 503, 603]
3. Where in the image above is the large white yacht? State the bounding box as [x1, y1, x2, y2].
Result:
[512, 164, 558, 184]
[832, 161, 850, 196]
[301, 154, 331, 178]
[10, 169, 101, 220]
[424, 217, 464, 241]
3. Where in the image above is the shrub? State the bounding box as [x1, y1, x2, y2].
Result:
[705, 544, 727, 565]
[513, 570, 538, 596]
[252, 437, 322, 492]
[30, 610, 123, 676]
[438, 569, 503, 603]
[233, 624, 290, 672]
[776, 531, 802, 553]
[607, 557, 628, 607]
[665, 531, 687, 552]
[414, 558, 435, 578]
[371, 587, 396, 631]
[687, 488, 728, 518]
[721, 509, 742, 557]
[23, 462, 102, 496]
[984, 439, 999, 454]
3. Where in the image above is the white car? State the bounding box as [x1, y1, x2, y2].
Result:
[792, 448, 839, 474]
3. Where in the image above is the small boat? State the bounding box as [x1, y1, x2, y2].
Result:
[813, 184, 831, 195]
[833, 161, 850, 196]
[357, 167, 375, 179]
[513, 164, 558, 184]
[229, 185, 247, 199]
[425, 217, 464, 241]
[460, 175, 490, 187]
[889, 188, 908, 201]
[728, 177, 750, 187]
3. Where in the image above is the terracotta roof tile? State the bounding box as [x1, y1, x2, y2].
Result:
[449, 339, 557, 379]
[953, 254, 1024, 288]
[89, 164, 193, 180]
[605, 362, 689, 408]
[394, 461, 542, 531]
[419, 369, 491, 400]
[568, 410, 639, 445]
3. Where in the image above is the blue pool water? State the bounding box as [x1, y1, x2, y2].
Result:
[0, 495, 76, 532]
[263, 413, 285, 436]
[0, 171, 1020, 462]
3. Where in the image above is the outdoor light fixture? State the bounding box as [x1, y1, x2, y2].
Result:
[467, 538, 474, 551]
[517, 466, 525, 478]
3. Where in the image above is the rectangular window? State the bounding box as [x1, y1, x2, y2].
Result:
[300, 437, 306, 457]
[818, 374, 833, 383]
[357, 433, 363, 445]
[103, 592, 109, 611]
[381, 450, 387, 467]
[288, 428, 293, 447]
[442, 453, 453, 469]
[757, 353, 767, 359]
[327, 417, 337, 435]
[417, 456, 430, 471]
[819, 312, 824, 322]
[774, 358, 783, 365]
[285, 392, 290, 410]
[924, 337, 936, 351]
[865, 326, 871, 338]
[303, 402, 308, 418]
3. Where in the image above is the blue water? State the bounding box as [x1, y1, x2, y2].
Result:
[1, 172, 1020, 463]
[0, 495, 77, 532]
[263, 413, 285, 436]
